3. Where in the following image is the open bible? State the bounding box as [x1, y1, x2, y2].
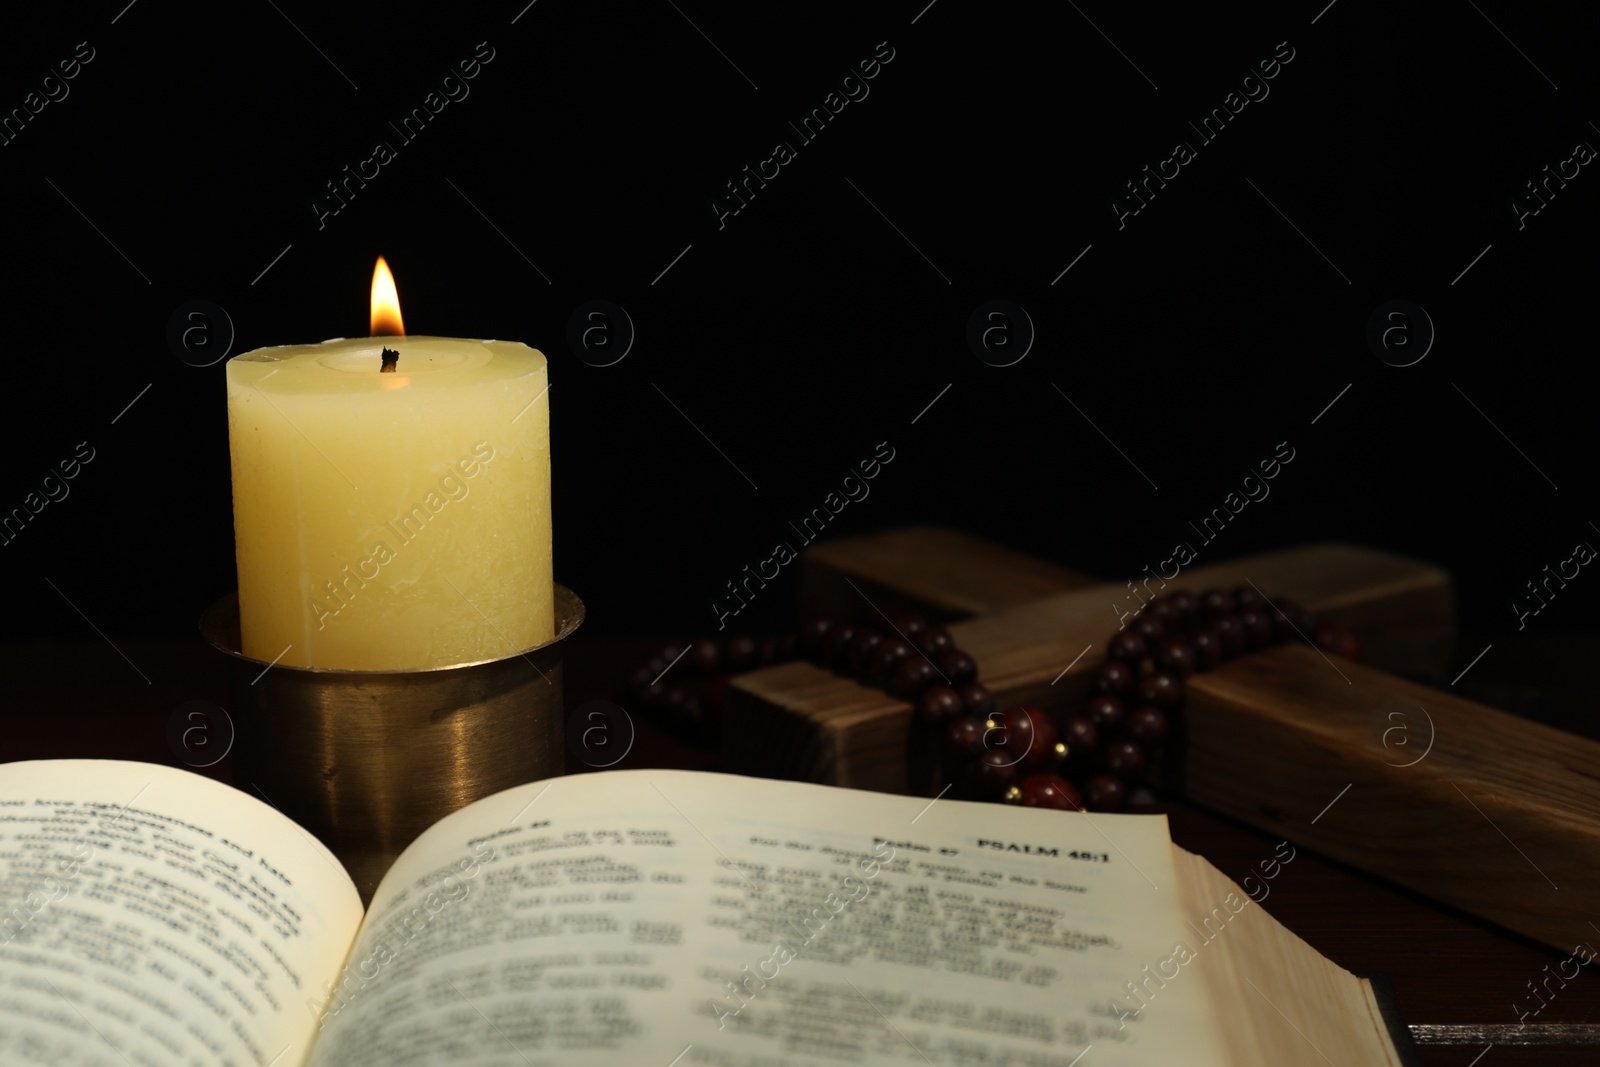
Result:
[0, 760, 1407, 1065]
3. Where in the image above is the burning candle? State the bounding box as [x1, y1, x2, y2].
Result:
[224, 258, 553, 670]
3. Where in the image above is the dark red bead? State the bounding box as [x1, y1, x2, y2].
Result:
[1233, 585, 1264, 610]
[870, 637, 915, 681]
[1017, 774, 1082, 810]
[1154, 639, 1196, 679]
[913, 625, 954, 657]
[958, 682, 994, 717]
[690, 638, 721, 672]
[1199, 589, 1231, 618]
[775, 632, 798, 661]
[1103, 740, 1147, 778]
[916, 684, 966, 723]
[982, 706, 1049, 769]
[724, 634, 757, 670]
[1271, 599, 1311, 640]
[1107, 631, 1148, 665]
[945, 716, 986, 759]
[680, 693, 705, 722]
[1085, 694, 1124, 732]
[1059, 714, 1098, 757]
[1312, 619, 1339, 649]
[1093, 660, 1136, 697]
[660, 686, 689, 718]
[979, 710, 1020, 759]
[1131, 615, 1166, 642]
[845, 629, 884, 674]
[1212, 614, 1247, 657]
[936, 648, 978, 685]
[1147, 598, 1178, 625]
[629, 665, 656, 694]
[818, 624, 856, 667]
[969, 748, 1022, 798]
[1086, 774, 1128, 812]
[1127, 706, 1169, 745]
[1019, 707, 1060, 771]
[891, 657, 940, 700]
[1239, 608, 1274, 649]
[1190, 628, 1223, 669]
[797, 618, 833, 659]
[1167, 591, 1197, 625]
[889, 613, 929, 639]
[1135, 671, 1182, 709]
[1314, 621, 1362, 661]
[755, 635, 781, 665]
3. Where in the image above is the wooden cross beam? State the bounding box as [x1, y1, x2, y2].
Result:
[724, 527, 1600, 953]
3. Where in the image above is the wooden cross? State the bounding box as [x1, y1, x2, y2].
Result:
[724, 526, 1600, 954]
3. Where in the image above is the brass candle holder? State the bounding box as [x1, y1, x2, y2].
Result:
[201, 585, 583, 901]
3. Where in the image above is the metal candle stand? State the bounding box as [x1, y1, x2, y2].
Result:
[202, 585, 583, 901]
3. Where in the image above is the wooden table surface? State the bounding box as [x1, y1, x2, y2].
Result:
[3, 632, 1596, 1066]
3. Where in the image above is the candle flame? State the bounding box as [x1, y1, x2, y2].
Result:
[370, 256, 405, 336]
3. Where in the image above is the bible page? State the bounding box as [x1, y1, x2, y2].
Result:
[306, 768, 1229, 1067]
[0, 760, 363, 1067]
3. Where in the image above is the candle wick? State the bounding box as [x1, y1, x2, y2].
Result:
[380, 347, 399, 373]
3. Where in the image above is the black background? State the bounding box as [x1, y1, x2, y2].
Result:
[0, 1, 1593, 651]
